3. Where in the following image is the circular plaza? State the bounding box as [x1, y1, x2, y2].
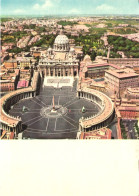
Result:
[8, 81, 101, 139]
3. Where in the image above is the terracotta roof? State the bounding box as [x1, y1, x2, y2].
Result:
[17, 80, 29, 88]
[119, 106, 139, 111]
[87, 63, 120, 70]
[80, 128, 112, 139]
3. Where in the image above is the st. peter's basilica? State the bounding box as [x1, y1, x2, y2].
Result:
[38, 31, 81, 78]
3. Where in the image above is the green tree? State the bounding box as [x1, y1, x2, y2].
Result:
[90, 50, 97, 61]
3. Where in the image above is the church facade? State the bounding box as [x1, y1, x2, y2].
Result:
[38, 32, 80, 77]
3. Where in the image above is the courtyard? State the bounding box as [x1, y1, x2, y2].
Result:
[9, 80, 100, 139]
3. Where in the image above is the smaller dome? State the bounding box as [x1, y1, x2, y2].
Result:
[84, 55, 91, 61]
[70, 48, 75, 52]
[48, 47, 52, 51]
[96, 56, 103, 60]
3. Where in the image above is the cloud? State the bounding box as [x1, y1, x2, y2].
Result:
[33, 0, 60, 10]
[33, 4, 40, 10]
[96, 4, 117, 12]
[68, 8, 80, 14]
[14, 9, 26, 14]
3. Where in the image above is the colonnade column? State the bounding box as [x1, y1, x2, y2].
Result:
[40, 70, 42, 77]
[55, 68, 57, 77]
[61, 68, 62, 76]
[77, 68, 79, 76]
[68, 68, 70, 76]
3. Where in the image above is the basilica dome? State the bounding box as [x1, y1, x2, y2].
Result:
[54, 34, 69, 45]
[53, 32, 70, 52]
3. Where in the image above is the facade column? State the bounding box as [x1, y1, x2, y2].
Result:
[68, 67, 70, 76]
[71, 67, 74, 76]
[53, 68, 55, 76]
[63, 67, 65, 76]
[61, 68, 63, 77]
[48, 67, 50, 76]
[45, 68, 47, 76]
[44, 69, 46, 77]
[77, 68, 79, 76]
[61, 68, 62, 77]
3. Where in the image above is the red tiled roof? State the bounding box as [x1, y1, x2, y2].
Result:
[87, 63, 120, 70]
[80, 128, 112, 139]
[17, 80, 29, 88]
[10, 132, 14, 139]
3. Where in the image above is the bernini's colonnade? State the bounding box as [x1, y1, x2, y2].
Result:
[0, 71, 40, 137]
[77, 87, 115, 132]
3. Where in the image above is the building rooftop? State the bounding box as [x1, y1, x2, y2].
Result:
[87, 63, 120, 70]
[80, 128, 112, 139]
[17, 80, 29, 88]
[106, 68, 139, 79]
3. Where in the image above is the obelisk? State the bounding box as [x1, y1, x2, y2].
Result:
[53, 96, 55, 111]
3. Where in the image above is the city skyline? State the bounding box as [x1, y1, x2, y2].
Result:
[1, 0, 139, 16]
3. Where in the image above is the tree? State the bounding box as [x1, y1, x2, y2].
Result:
[91, 50, 97, 61]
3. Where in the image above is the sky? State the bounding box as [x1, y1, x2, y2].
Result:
[1, 0, 139, 16]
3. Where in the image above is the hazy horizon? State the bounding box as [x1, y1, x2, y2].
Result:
[1, 14, 139, 18]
